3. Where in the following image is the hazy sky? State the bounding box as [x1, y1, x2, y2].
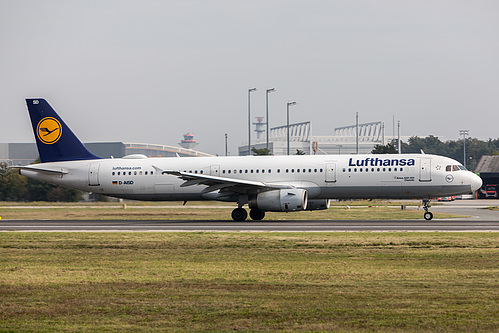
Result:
[1, 0, 498, 155]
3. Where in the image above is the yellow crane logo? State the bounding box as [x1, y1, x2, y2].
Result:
[36, 117, 62, 144]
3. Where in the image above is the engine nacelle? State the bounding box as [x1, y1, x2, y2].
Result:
[306, 199, 331, 211]
[249, 189, 308, 212]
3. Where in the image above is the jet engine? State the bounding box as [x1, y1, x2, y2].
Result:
[306, 199, 331, 210]
[249, 189, 308, 212]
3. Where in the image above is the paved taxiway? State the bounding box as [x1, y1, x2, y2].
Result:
[1, 220, 499, 232]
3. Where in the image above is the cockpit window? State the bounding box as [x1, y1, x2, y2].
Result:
[446, 164, 467, 172]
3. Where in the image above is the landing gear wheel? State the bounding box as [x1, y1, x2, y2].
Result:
[231, 208, 248, 222]
[422, 198, 433, 221]
[249, 209, 265, 221]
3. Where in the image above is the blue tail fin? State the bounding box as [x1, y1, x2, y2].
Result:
[26, 98, 100, 163]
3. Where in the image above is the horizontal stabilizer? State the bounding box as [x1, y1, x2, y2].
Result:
[14, 165, 69, 175]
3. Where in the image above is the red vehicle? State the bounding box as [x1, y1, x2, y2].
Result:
[479, 184, 497, 199]
[437, 196, 456, 201]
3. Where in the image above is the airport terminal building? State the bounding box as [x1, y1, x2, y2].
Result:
[238, 120, 404, 156]
[0, 142, 213, 166]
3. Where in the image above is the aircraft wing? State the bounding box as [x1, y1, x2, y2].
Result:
[153, 165, 293, 194]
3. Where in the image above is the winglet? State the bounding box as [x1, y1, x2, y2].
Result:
[26, 99, 100, 163]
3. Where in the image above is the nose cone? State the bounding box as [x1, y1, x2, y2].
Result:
[470, 173, 483, 193]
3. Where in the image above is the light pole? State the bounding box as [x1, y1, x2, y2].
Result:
[287, 101, 296, 155]
[355, 112, 359, 154]
[225, 133, 228, 156]
[266, 88, 275, 151]
[459, 129, 469, 168]
[247, 88, 257, 156]
[398, 120, 401, 154]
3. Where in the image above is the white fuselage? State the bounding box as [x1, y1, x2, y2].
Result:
[20, 154, 482, 202]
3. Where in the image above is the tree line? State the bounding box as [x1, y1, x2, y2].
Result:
[373, 136, 499, 170]
[0, 162, 81, 202]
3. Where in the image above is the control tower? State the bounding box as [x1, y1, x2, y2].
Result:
[253, 117, 266, 140]
[178, 133, 199, 150]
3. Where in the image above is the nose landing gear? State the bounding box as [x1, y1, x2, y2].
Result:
[422, 198, 433, 220]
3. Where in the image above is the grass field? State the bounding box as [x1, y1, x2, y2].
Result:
[0, 200, 461, 220]
[0, 232, 497, 332]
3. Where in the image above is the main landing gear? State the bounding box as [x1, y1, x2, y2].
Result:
[422, 198, 433, 220]
[231, 208, 247, 222]
[231, 208, 265, 221]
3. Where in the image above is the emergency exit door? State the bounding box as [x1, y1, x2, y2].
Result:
[325, 163, 337, 183]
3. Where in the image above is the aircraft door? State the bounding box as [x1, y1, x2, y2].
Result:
[419, 158, 432, 182]
[88, 163, 100, 186]
[325, 163, 336, 183]
[210, 165, 220, 177]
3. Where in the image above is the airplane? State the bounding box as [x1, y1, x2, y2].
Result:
[17, 98, 482, 221]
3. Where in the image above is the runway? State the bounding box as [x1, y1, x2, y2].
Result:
[1, 219, 499, 232]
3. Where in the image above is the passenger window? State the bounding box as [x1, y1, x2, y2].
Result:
[343, 168, 346, 172]
[228, 170, 231, 174]
[277, 169, 280, 173]
[223, 170, 225, 174]
[382, 168, 386, 172]
[262, 169, 265, 173]
[291, 169, 294, 173]
[151, 171, 153, 175]
[245, 170, 248, 173]
[388, 168, 391, 172]
[268, 169, 271, 173]
[297, 169, 300, 173]
[239, 170, 242, 174]
[348, 168, 351, 172]
[314, 169, 317, 172]
[354, 168, 357, 172]
[320, 169, 323, 172]
[360, 168, 363, 172]
[129, 171, 132, 175]
[145, 171, 148, 175]
[256, 169, 259, 173]
[112, 172, 115, 176]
